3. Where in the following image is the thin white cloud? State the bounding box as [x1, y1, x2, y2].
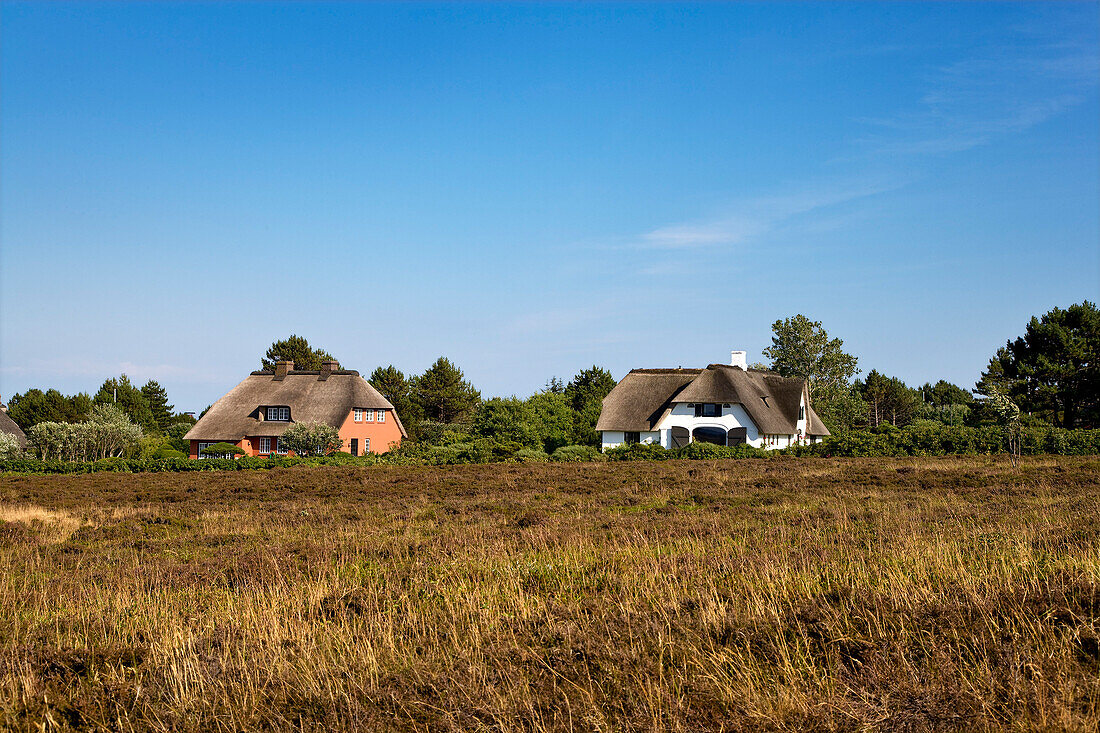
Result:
[630, 181, 899, 252]
[857, 42, 1099, 155]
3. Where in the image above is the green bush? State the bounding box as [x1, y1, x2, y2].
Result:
[513, 448, 550, 463]
[676, 442, 769, 460]
[200, 442, 245, 459]
[550, 445, 604, 462]
[605, 443, 672, 461]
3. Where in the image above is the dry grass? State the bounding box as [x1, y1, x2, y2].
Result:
[0, 455, 1098, 731]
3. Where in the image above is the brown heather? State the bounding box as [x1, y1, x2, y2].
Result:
[0, 456, 1098, 731]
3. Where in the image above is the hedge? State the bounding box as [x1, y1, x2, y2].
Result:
[1, 425, 1097, 474]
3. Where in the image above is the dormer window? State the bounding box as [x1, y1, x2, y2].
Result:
[266, 406, 290, 421]
[694, 403, 721, 418]
[799, 406, 805, 420]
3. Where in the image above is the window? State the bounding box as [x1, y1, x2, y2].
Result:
[364, 409, 374, 422]
[625, 431, 640, 445]
[364, 438, 370, 453]
[798, 406, 805, 420]
[354, 408, 363, 422]
[376, 409, 385, 423]
[350, 438, 358, 456]
[275, 438, 288, 455]
[266, 406, 290, 421]
[694, 403, 721, 418]
[259, 437, 271, 454]
[197, 442, 213, 459]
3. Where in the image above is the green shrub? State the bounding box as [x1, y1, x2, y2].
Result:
[550, 445, 604, 462]
[513, 448, 550, 463]
[605, 443, 672, 461]
[675, 442, 769, 460]
[201, 442, 246, 459]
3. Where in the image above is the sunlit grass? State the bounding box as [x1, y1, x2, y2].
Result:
[0, 455, 1097, 731]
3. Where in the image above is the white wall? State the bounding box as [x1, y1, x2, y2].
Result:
[601, 399, 814, 451]
[657, 402, 764, 448]
[600, 431, 660, 451]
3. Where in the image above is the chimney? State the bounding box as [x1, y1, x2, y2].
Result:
[274, 360, 293, 380]
[730, 350, 747, 370]
[319, 360, 339, 381]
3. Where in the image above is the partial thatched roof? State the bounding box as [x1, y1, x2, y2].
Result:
[0, 410, 27, 448]
[185, 370, 406, 441]
[597, 364, 830, 436]
[595, 369, 701, 433]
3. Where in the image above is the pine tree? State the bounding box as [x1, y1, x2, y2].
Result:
[413, 358, 481, 423]
[140, 380, 174, 433]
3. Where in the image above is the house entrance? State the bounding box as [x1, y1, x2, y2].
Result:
[691, 427, 727, 446]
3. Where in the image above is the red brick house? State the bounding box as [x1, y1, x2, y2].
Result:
[185, 361, 405, 458]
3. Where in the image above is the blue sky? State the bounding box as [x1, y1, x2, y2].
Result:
[1, 2, 1097, 412]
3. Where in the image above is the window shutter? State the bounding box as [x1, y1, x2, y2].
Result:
[671, 427, 690, 448]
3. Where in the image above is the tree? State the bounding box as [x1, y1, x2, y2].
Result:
[564, 366, 616, 446]
[472, 398, 539, 447]
[279, 421, 343, 457]
[983, 385, 1022, 468]
[919, 380, 973, 408]
[370, 365, 417, 418]
[6, 388, 91, 430]
[813, 390, 867, 433]
[855, 370, 919, 427]
[93, 375, 156, 432]
[140, 380, 174, 433]
[413, 358, 481, 423]
[976, 301, 1099, 428]
[525, 390, 574, 453]
[26, 405, 142, 461]
[261, 335, 336, 371]
[762, 315, 859, 404]
[0, 432, 22, 460]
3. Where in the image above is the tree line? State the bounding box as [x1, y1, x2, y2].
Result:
[5, 300, 1095, 462]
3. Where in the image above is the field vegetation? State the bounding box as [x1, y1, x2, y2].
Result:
[1, 456, 1098, 731]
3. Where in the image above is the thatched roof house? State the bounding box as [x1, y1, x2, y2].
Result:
[184, 361, 405, 458]
[596, 351, 829, 451]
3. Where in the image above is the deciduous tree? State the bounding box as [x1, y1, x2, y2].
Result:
[279, 421, 343, 457]
[762, 315, 860, 404]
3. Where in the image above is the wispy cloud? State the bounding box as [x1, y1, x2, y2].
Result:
[857, 43, 1099, 155]
[629, 180, 899, 252]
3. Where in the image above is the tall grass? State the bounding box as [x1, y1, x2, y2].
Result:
[0, 455, 1097, 731]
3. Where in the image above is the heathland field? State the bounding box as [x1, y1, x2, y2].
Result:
[1, 457, 1098, 731]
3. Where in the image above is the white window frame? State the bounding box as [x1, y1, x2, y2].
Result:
[364, 438, 370, 453]
[259, 437, 271, 454]
[198, 442, 213, 459]
[376, 409, 385, 423]
[267, 406, 290, 422]
[353, 408, 363, 422]
[275, 437, 288, 455]
[364, 408, 374, 422]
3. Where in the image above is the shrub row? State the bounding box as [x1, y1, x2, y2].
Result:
[1, 425, 1097, 474]
[792, 424, 1100, 458]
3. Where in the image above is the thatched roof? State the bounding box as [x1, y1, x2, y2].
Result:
[0, 410, 27, 448]
[594, 369, 701, 434]
[185, 370, 406, 441]
[596, 364, 830, 436]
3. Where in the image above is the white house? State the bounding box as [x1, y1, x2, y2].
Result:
[596, 350, 830, 451]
